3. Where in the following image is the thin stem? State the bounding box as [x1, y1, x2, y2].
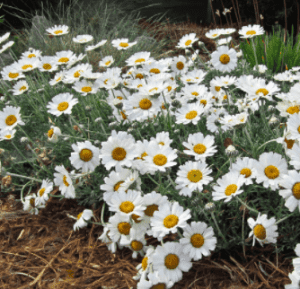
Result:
[5, 172, 43, 183]
[146, 173, 160, 186]
[250, 37, 259, 72]
[236, 196, 260, 215]
[211, 211, 228, 245]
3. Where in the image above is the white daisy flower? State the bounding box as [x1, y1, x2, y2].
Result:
[134, 245, 156, 281]
[278, 170, 300, 213]
[54, 50, 77, 66]
[36, 56, 60, 73]
[137, 270, 174, 289]
[286, 143, 300, 170]
[286, 113, 300, 141]
[73, 34, 94, 44]
[151, 241, 193, 283]
[53, 165, 76, 199]
[9, 79, 29, 95]
[179, 221, 217, 261]
[253, 152, 289, 191]
[0, 63, 26, 81]
[238, 24, 265, 39]
[46, 125, 62, 143]
[150, 131, 173, 148]
[170, 54, 190, 75]
[229, 157, 259, 186]
[111, 38, 137, 50]
[210, 45, 238, 73]
[98, 55, 115, 67]
[99, 130, 139, 171]
[142, 191, 169, 225]
[205, 28, 224, 39]
[0, 128, 16, 141]
[106, 212, 132, 243]
[247, 213, 278, 247]
[143, 142, 177, 173]
[69, 140, 101, 173]
[19, 48, 42, 61]
[62, 63, 92, 84]
[35, 179, 53, 206]
[176, 33, 199, 49]
[98, 224, 124, 254]
[125, 51, 154, 67]
[211, 171, 246, 203]
[175, 102, 205, 125]
[46, 92, 78, 117]
[73, 209, 94, 231]
[23, 193, 45, 215]
[150, 201, 191, 241]
[71, 78, 100, 96]
[85, 39, 107, 52]
[15, 57, 41, 73]
[0, 40, 14, 54]
[0, 105, 25, 130]
[49, 69, 67, 86]
[45, 24, 69, 37]
[175, 160, 214, 197]
[106, 190, 146, 220]
[119, 228, 148, 259]
[182, 132, 218, 161]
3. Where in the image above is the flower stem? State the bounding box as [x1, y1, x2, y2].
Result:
[6, 172, 43, 183]
[236, 196, 260, 215]
[210, 211, 228, 245]
[250, 37, 259, 72]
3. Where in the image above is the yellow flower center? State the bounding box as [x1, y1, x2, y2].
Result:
[144, 204, 159, 217]
[185, 39, 192, 46]
[240, 168, 252, 178]
[22, 64, 33, 70]
[164, 254, 179, 269]
[28, 54, 36, 58]
[225, 184, 237, 196]
[54, 30, 63, 35]
[256, 88, 269, 96]
[19, 86, 27, 92]
[120, 42, 129, 47]
[114, 181, 124, 191]
[151, 284, 166, 289]
[219, 54, 230, 64]
[253, 224, 266, 240]
[135, 58, 145, 64]
[141, 256, 148, 270]
[79, 148, 93, 162]
[191, 233, 204, 248]
[153, 154, 167, 166]
[58, 57, 69, 63]
[163, 214, 179, 228]
[5, 134, 11, 139]
[131, 240, 143, 251]
[246, 30, 257, 35]
[131, 214, 142, 223]
[63, 175, 70, 187]
[215, 86, 221, 92]
[186, 110, 197, 119]
[57, 102, 69, 111]
[48, 128, 54, 138]
[264, 165, 279, 179]
[77, 212, 83, 220]
[286, 106, 300, 114]
[193, 144, 206, 154]
[39, 188, 45, 197]
[5, 115, 17, 126]
[43, 63, 52, 70]
[9, 72, 19, 79]
[187, 169, 203, 182]
[119, 201, 135, 214]
[159, 142, 165, 146]
[292, 182, 300, 199]
[30, 198, 35, 207]
[284, 138, 295, 149]
[139, 98, 152, 110]
[112, 147, 127, 161]
[176, 61, 184, 70]
[150, 68, 160, 74]
[82, 86, 92, 93]
[117, 222, 131, 235]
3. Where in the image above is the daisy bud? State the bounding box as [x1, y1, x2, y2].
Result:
[85, 105, 92, 111]
[205, 202, 215, 212]
[113, 98, 123, 110]
[108, 116, 115, 121]
[95, 117, 102, 123]
[0, 96, 5, 102]
[171, 107, 177, 112]
[236, 51, 243, 58]
[108, 121, 118, 128]
[94, 140, 100, 145]
[174, 129, 180, 134]
[0, 148, 5, 154]
[132, 122, 140, 128]
[185, 48, 192, 56]
[267, 105, 275, 112]
[225, 144, 238, 156]
[170, 95, 176, 100]
[269, 116, 279, 126]
[198, 41, 204, 47]
[128, 127, 134, 133]
[20, 137, 29, 143]
[73, 125, 81, 132]
[171, 99, 182, 108]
